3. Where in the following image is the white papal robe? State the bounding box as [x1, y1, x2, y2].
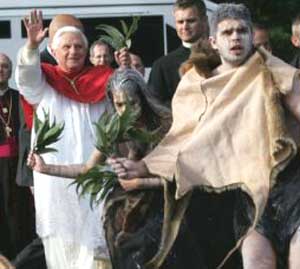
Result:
[16, 46, 110, 269]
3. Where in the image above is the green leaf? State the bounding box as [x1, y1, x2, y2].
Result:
[42, 123, 64, 144]
[37, 147, 58, 154]
[72, 164, 118, 207]
[97, 24, 125, 40]
[118, 105, 139, 137]
[33, 112, 42, 134]
[33, 110, 65, 155]
[120, 20, 129, 35]
[125, 39, 132, 49]
[34, 119, 48, 150]
[127, 128, 159, 144]
[106, 113, 120, 141]
[99, 35, 123, 51]
[96, 24, 125, 48]
[94, 122, 108, 153]
[80, 179, 98, 198]
[100, 177, 116, 200]
[126, 16, 140, 40]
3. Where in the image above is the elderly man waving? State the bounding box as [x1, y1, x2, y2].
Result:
[16, 10, 129, 269]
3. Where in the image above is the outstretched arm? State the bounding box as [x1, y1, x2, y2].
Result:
[118, 177, 163, 192]
[107, 157, 164, 191]
[27, 148, 104, 179]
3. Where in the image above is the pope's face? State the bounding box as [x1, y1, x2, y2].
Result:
[210, 19, 253, 67]
[53, 32, 87, 73]
[112, 89, 141, 116]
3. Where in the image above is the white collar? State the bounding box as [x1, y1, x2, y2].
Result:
[182, 41, 194, 49]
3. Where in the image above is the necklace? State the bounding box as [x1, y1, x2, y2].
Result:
[61, 69, 88, 95]
[0, 92, 12, 137]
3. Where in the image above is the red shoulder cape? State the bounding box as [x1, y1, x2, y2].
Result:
[21, 64, 114, 129]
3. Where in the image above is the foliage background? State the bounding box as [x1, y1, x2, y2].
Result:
[211, 0, 300, 61]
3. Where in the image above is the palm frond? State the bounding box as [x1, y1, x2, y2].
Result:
[33, 110, 64, 154]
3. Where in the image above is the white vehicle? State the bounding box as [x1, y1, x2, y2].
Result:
[0, 0, 217, 86]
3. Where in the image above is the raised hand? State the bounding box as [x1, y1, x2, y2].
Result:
[27, 151, 46, 173]
[114, 47, 130, 69]
[23, 9, 48, 49]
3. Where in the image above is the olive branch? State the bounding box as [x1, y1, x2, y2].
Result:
[96, 16, 140, 50]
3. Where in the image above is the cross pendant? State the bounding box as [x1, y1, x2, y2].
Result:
[70, 81, 79, 95]
[5, 125, 12, 137]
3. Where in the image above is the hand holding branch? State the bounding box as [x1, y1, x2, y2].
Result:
[114, 47, 131, 69]
[27, 151, 47, 173]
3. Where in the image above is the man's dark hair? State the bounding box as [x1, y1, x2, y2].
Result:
[253, 22, 269, 32]
[174, 0, 207, 17]
[210, 3, 252, 37]
[89, 39, 113, 58]
[252, 22, 272, 51]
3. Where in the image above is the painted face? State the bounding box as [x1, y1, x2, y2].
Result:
[210, 19, 253, 68]
[253, 29, 271, 52]
[174, 6, 205, 43]
[90, 44, 112, 66]
[53, 32, 87, 73]
[0, 55, 11, 84]
[112, 88, 142, 116]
